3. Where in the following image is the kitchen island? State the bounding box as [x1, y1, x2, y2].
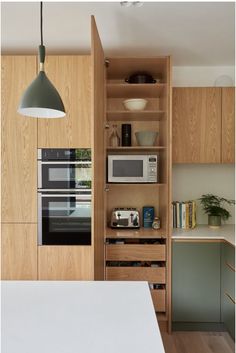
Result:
[1, 281, 165, 353]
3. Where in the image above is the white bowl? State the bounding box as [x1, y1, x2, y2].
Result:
[123, 98, 147, 111]
[135, 131, 158, 146]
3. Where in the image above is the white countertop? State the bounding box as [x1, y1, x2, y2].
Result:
[1, 281, 165, 353]
[172, 224, 235, 246]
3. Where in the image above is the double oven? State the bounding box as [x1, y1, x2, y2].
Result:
[38, 149, 92, 245]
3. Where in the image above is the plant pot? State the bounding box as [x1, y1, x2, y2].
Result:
[208, 215, 221, 228]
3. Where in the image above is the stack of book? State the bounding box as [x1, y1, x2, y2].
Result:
[172, 201, 196, 229]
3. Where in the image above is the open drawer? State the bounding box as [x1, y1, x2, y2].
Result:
[106, 266, 166, 283]
[150, 289, 166, 312]
[106, 244, 166, 261]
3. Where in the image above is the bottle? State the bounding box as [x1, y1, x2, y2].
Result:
[109, 124, 120, 147]
[152, 217, 161, 230]
[121, 124, 131, 146]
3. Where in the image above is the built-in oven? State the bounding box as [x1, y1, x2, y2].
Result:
[37, 148, 92, 246]
[38, 148, 92, 190]
[38, 192, 91, 245]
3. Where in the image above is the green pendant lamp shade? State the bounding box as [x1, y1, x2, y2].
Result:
[18, 3, 65, 118]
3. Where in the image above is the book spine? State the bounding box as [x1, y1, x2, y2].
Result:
[181, 203, 186, 229]
[185, 202, 189, 229]
[189, 202, 193, 229]
[192, 201, 196, 228]
[179, 202, 182, 228]
[176, 202, 180, 228]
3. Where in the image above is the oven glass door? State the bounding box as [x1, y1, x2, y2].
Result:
[40, 162, 92, 190]
[40, 194, 91, 245]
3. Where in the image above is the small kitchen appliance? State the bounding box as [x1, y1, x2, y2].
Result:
[108, 154, 158, 183]
[110, 208, 140, 228]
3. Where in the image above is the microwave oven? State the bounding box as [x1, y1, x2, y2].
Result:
[108, 155, 158, 183]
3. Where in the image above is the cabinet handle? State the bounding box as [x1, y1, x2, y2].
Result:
[226, 262, 235, 272]
[225, 292, 236, 305]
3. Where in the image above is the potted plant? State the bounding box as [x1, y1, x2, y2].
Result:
[199, 194, 235, 228]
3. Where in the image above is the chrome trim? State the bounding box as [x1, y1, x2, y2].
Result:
[37, 188, 92, 192]
[38, 193, 42, 245]
[38, 161, 91, 165]
[37, 149, 42, 160]
[38, 161, 42, 189]
[39, 193, 91, 200]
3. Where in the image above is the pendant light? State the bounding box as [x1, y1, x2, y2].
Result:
[18, 2, 65, 118]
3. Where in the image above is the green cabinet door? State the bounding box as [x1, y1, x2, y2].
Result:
[221, 242, 235, 340]
[172, 242, 221, 323]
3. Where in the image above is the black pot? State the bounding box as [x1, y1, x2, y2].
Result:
[125, 72, 156, 84]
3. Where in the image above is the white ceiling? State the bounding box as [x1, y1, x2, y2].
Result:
[1, 1, 235, 66]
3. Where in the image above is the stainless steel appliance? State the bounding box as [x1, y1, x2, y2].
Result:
[38, 149, 92, 245]
[110, 208, 140, 228]
[38, 148, 91, 190]
[108, 155, 158, 183]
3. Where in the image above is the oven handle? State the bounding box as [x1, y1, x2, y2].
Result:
[38, 161, 91, 165]
[38, 189, 92, 192]
[39, 194, 91, 200]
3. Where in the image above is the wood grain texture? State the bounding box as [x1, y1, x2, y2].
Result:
[1, 224, 37, 280]
[161, 331, 234, 353]
[1, 56, 37, 222]
[151, 289, 166, 312]
[91, 16, 106, 280]
[38, 246, 93, 280]
[106, 244, 166, 261]
[222, 87, 235, 163]
[37, 55, 91, 148]
[172, 88, 221, 163]
[106, 266, 166, 283]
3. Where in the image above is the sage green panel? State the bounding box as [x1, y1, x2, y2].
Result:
[221, 242, 235, 341]
[172, 242, 221, 322]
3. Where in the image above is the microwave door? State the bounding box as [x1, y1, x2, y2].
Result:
[108, 155, 147, 183]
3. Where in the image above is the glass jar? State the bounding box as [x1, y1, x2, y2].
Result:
[152, 217, 161, 230]
[109, 124, 120, 147]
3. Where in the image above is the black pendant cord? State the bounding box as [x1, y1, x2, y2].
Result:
[39, 1, 45, 65]
[40, 1, 43, 46]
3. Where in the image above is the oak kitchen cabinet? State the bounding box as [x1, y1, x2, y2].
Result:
[222, 87, 235, 163]
[1, 224, 38, 280]
[38, 246, 94, 280]
[172, 87, 235, 164]
[37, 55, 91, 148]
[172, 241, 221, 328]
[1, 56, 37, 223]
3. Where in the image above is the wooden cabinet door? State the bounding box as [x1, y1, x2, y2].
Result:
[1, 224, 37, 280]
[91, 16, 106, 280]
[38, 55, 91, 148]
[172, 88, 221, 163]
[38, 246, 93, 280]
[1, 56, 37, 222]
[222, 87, 235, 163]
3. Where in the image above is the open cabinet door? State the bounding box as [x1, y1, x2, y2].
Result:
[91, 16, 106, 280]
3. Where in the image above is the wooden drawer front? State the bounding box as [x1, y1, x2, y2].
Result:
[106, 244, 166, 261]
[151, 289, 166, 312]
[106, 267, 166, 283]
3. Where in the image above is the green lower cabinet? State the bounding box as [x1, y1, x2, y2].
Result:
[172, 242, 221, 329]
[221, 242, 235, 340]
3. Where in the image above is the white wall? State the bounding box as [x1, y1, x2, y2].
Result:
[172, 66, 235, 225]
[172, 165, 235, 225]
[173, 66, 235, 87]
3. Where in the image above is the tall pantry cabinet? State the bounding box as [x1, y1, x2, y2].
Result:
[1, 56, 38, 279]
[91, 18, 172, 330]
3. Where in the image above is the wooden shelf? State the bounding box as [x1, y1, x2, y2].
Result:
[107, 146, 166, 152]
[105, 227, 167, 239]
[107, 110, 165, 121]
[107, 83, 166, 98]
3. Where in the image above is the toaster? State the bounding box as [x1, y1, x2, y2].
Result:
[110, 208, 140, 228]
